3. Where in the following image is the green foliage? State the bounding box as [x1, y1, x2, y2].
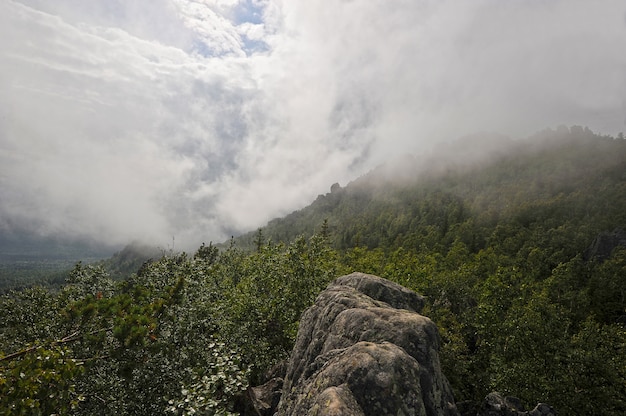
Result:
[562, 319, 626, 415]
[588, 247, 626, 323]
[215, 233, 337, 382]
[65, 263, 115, 299]
[167, 340, 249, 416]
[0, 346, 85, 416]
[1, 232, 337, 414]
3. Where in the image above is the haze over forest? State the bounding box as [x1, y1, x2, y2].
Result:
[1, 0, 626, 251]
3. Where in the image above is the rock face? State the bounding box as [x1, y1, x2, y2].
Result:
[276, 272, 459, 416]
[584, 227, 626, 262]
[476, 392, 556, 416]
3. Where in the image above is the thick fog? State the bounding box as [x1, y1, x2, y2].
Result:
[1, 0, 625, 250]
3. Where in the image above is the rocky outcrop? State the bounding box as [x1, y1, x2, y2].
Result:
[475, 392, 556, 416]
[276, 272, 459, 416]
[584, 227, 626, 262]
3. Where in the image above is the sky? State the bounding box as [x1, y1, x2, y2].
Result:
[1, 0, 625, 250]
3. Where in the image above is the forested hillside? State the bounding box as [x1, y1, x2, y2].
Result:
[1, 126, 625, 415]
[238, 126, 626, 252]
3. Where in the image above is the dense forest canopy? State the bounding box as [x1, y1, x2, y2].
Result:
[1, 127, 625, 415]
[236, 126, 625, 251]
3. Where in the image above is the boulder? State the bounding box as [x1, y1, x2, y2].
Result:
[276, 272, 459, 416]
[476, 392, 556, 416]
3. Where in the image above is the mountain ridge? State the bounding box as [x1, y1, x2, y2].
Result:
[233, 126, 625, 252]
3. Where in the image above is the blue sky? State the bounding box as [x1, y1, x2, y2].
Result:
[1, 0, 625, 249]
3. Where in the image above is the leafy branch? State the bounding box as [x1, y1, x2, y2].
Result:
[0, 327, 112, 363]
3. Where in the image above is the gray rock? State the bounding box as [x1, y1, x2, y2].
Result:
[249, 377, 283, 416]
[584, 227, 626, 262]
[276, 272, 459, 416]
[477, 392, 556, 416]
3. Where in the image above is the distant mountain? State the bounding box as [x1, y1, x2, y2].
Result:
[97, 241, 164, 280]
[233, 126, 626, 252]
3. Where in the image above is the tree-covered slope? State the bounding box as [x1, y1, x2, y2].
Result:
[238, 126, 626, 255]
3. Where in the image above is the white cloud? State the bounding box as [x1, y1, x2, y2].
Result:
[1, 0, 625, 250]
[172, 0, 244, 56]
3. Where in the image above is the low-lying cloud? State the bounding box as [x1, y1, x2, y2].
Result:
[1, 0, 625, 250]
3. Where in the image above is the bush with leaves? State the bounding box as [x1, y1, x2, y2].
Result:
[166, 340, 249, 416]
[212, 233, 338, 382]
[0, 346, 85, 416]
